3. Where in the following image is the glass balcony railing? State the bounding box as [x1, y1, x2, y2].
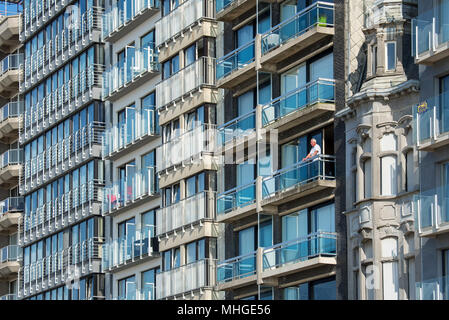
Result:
[217, 110, 255, 147]
[22, 122, 104, 194]
[155, 0, 214, 47]
[216, 39, 255, 80]
[262, 232, 337, 271]
[23, 7, 102, 87]
[156, 259, 216, 299]
[0, 197, 24, 217]
[416, 276, 449, 300]
[411, 3, 449, 59]
[217, 251, 257, 284]
[114, 283, 156, 300]
[103, 46, 159, 98]
[0, 149, 23, 169]
[0, 101, 24, 124]
[261, 1, 334, 55]
[0, 54, 21, 77]
[0, 294, 16, 300]
[21, 63, 103, 144]
[217, 180, 256, 216]
[21, 237, 103, 298]
[0, 244, 21, 263]
[156, 191, 216, 236]
[103, 167, 158, 214]
[103, 227, 156, 270]
[413, 91, 449, 145]
[103, 0, 159, 39]
[103, 108, 159, 157]
[262, 154, 336, 199]
[156, 124, 216, 172]
[413, 186, 449, 231]
[22, 180, 103, 234]
[262, 78, 335, 126]
[156, 56, 216, 109]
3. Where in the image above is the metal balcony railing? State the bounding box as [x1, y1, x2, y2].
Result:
[22, 7, 103, 90]
[414, 186, 449, 232]
[0, 148, 23, 169]
[261, 1, 334, 55]
[0, 54, 22, 77]
[156, 124, 216, 172]
[156, 259, 216, 299]
[102, 46, 159, 98]
[156, 56, 216, 110]
[102, 227, 156, 270]
[262, 232, 337, 270]
[0, 196, 24, 217]
[217, 251, 257, 284]
[0, 101, 24, 124]
[103, 167, 158, 214]
[103, 0, 159, 39]
[0, 244, 21, 263]
[216, 39, 254, 80]
[0, 293, 16, 300]
[21, 122, 104, 194]
[155, 0, 214, 47]
[20, 237, 104, 298]
[217, 180, 256, 216]
[416, 276, 449, 300]
[262, 78, 335, 126]
[413, 91, 449, 146]
[156, 191, 216, 236]
[217, 110, 255, 147]
[262, 154, 336, 199]
[102, 108, 159, 158]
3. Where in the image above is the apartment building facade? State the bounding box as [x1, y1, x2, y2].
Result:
[412, 0, 449, 300]
[0, 0, 22, 301]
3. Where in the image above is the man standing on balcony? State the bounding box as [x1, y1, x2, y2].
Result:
[303, 138, 321, 180]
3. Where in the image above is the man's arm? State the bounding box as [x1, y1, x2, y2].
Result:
[303, 150, 318, 161]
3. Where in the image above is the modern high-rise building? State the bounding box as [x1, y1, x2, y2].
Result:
[412, 0, 449, 300]
[0, 0, 22, 302]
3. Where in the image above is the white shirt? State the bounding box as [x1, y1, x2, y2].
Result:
[308, 144, 321, 160]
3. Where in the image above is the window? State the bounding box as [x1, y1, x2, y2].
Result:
[363, 159, 371, 199]
[162, 54, 179, 79]
[186, 239, 205, 264]
[439, 74, 449, 134]
[283, 276, 336, 300]
[405, 151, 414, 192]
[380, 156, 397, 196]
[385, 42, 396, 71]
[185, 173, 205, 198]
[381, 237, 399, 300]
[184, 44, 196, 67]
[141, 268, 158, 300]
[118, 275, 136, 300]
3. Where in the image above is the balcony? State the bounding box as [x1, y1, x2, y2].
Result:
[156, 259, 216, 299]
[261, 232, 336, 280]
[261, 155, 336, 207]
[0, 245, 21, 280]
[216, 110, 256, 155]
[103, 167, 158, 216]
[260, 1, 334, 70]
[156, 57, 216, 125]
[20, 64, 104, 145]
[21, 181, 103, 246]
[0, 101, 23, 143]
[102, 108, 159, 160]
[0, 293, 16, 300]
[413, 92, 449, 151]
[102, 228, 158, 272]
[19, 237, 103, 299]
[20, 122, 104, 195]
[157, 124, 216, 175]
[0, 197, 23, 232]
[217, 180, 257, 223]
[216, 39, 256, 89]
[21, 7, 103, 92]
[0, 54, 21, 99]
[113, 284, 155, 300]
[262, 79, 335, 133]
[416, 276, 449, 300]
[217, 251, 257, 290]
[411, 4, 449, 65]
[157, 191, 216, 237]
[103, 0, 159, 42]
[155, 0, 215, 61]
[414, 186, 449, 237]
[0, 149, 22, 188]
[0, 15, 20, 53]
[102, 46, 159, 101]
